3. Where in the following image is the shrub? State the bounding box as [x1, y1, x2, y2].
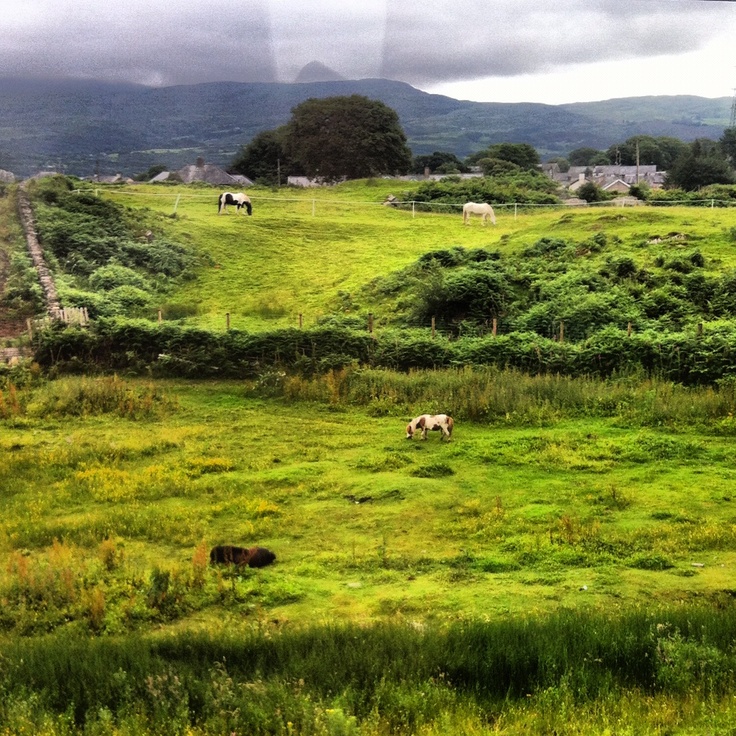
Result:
[89, 265, 151, 292]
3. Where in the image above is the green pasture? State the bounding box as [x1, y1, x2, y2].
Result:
[102, 182, 736, 332]
[3, 375, 736, 632]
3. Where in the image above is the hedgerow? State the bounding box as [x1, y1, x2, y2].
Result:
[31, 317, 736, 385]
[401, 172, 560, 208]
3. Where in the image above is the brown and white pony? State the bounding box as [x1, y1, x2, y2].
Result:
[218, 192, 252, 215]
[406, 414, 454, 441]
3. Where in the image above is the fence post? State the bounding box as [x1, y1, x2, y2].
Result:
[368, 313, 373, 334]
[412, 201, 416, 218]
[172, 194, 181, 215]
[697, 322, 703, 337]
[431, 316, 435, 339]
[559, 320, 564, 343]
[226, 312, 230, 330]
[299, 313, 303, 329]
[492, 317, 497, 337]
[514, 203, 518, 220]
[158, 309, 162, 324]
[627, 321, 632, 336]
[26, 318, 33, 339]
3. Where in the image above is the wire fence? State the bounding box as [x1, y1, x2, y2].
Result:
[82, 187, 736, 219]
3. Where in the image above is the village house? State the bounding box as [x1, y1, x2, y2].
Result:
[542, 163, 666, 193]
[150, 158, 252, 187]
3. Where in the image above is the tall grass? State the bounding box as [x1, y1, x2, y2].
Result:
[6, 374, 176, 419]
[253, 364, 736, 429]
[2, 604, 736, 734]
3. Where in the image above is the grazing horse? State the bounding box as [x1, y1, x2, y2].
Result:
[406, 414, 454, 441]
[209, 545, 276, 568]
[218, 192, 252, 215]
[462, 202, 496, 225]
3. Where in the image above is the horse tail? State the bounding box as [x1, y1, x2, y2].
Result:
[245, 200, 252, 216]
[447, 416, 454, 436]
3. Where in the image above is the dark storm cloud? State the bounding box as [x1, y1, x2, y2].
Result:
[0, 1, 277, 86]
[379, 0, 731, 85]
[0, 0, 733, 87]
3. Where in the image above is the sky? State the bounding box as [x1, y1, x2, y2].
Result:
[1, 0, 736, 105]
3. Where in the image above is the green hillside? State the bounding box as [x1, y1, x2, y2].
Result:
[54, 180, 736, 334]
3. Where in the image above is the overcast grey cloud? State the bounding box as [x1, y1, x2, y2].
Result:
[0, 0, 734, 101]
[380, 0, 728, 83]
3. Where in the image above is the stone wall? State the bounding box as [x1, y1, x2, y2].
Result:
[16, 185, 62, 318]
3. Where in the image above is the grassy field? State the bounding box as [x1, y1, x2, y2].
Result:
[101, 181, 736, 331]
[4, 374, 736, 629]
[4, 370, 736, 732]
[6, 182, 736, 732]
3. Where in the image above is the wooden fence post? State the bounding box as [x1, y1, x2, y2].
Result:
[299, 313, 303, 329]
[158, 309, 162, 324]
[627, 322, 632, 336]
[697, 322, 703, 337]
[559, 321, 564, 343]
[368, 313, 373, 334]
[492, 317, 497, 337]
[431, 316, 435, 339]
[226, 312, 230, 330]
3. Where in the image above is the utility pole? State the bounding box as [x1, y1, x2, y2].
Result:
[636, 138, 640, 184]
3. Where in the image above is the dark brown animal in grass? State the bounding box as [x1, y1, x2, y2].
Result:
[209, 545, 276, 568]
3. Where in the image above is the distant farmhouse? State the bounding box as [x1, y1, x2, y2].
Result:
[542, 164, 666, 193]
[151, 157, 252, 187]
[90, 173, 135, 184]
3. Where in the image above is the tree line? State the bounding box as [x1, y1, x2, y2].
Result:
[219, 94, 736, 194]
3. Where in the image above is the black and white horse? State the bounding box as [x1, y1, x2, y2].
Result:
[218, 192, 252, 215]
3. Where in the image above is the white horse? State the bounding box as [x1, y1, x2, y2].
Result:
[218, 192, 252, 215]
[406, 414, 454, 441]
[462, 202, 496, 226]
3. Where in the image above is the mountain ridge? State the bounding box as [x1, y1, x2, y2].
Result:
[0, 76, 730, 177]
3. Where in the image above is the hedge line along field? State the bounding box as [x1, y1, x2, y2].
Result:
[98, 181, 736, 332]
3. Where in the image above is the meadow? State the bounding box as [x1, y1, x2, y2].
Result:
[4, 181, 736, 733]
[94, 180, 736, 332]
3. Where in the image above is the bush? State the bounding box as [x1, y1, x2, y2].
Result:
[89, 264, 151, 292]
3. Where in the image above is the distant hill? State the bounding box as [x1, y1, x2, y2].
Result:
[0, 77, 730, 178]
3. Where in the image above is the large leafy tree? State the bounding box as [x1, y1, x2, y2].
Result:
[467, 143, 540, 170]
[567, 147, 609, 166]
[665, 143, 734, 191]
[411, 151, 468, 175]
[230, 127, 295, 185]
[282, 95, 412, 182]
[606, 136, 687, 170]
